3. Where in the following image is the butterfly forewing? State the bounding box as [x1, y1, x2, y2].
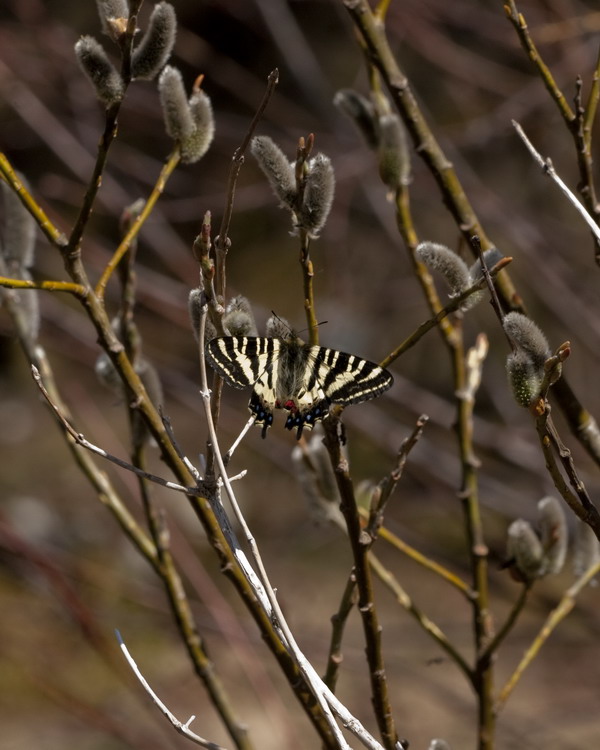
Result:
[205, 335, 393, 438]
[309, 346, 393, 405]
[206, 336, 278, 389]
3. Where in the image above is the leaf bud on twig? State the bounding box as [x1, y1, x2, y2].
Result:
[298, 152, 335, 238]
[75, 36, 125, 106]
[333, 88, 379, 149]
[222, 295, 258, 337]
[250, 135, 296, 209]
[538, 495, 567, 575]
[131, 2, 176, 80]
[506, 519, 544, 582]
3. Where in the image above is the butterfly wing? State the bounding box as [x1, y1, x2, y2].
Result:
[309, 346, 393, 405]
[206, 337, 280, 437]
[282, 347, 393, 438]
[206, 337, 393, 439]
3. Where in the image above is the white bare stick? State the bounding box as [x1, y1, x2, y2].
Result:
[225, 416, 256, 462]
[117, 631, 227, 750]
[198, 305, 384, 750]
[512, 120, 600, 244]
[32, 366, 200, 496]
[161, 412, 203, 481]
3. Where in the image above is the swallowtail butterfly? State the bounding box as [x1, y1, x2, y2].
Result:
[206, 330, 393, 439]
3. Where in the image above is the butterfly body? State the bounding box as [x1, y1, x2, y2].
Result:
[206, 332, 393, 438]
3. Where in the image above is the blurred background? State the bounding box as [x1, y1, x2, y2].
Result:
[1, 1, 600, 748]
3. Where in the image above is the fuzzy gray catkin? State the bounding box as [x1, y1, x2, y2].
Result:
[96, 0, 129, 38]
[333, 89, 379, 149]
[222, 295, 258, 337]
[75, 36, 124, 106]
[298, 153, 335, 237]
[502, 312, 551, 369]
[250, 136, 296, 209]
[158, 66, 194, 141]
[131, 2, 176, 80]
[416, 241, 471, 296]
[265, 314, 291, 339]
[507, 519, 545, 582]
[538, 496, 567, 575]
[377, 113, 410, 190]
[506, 348, 544, 407]
[1, 177, 36, 268]
[573, 521, 600, 578]
[181, 88, 215, 164]
[468, 247, 504, 282]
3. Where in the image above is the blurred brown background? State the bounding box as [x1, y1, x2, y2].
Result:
[1, 1, 600, 748]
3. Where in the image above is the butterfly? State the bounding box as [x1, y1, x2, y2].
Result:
[205, 330, 393, 438]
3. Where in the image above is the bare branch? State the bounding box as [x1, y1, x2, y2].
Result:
[117, 631, 228, 750]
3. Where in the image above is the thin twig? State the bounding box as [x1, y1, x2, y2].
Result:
[0, 276, 86, 295]
[32, 366, 200, 496]
[323, 573, 358, 692]
[379, 257, 511, 370]
[512, 120, 600, 245]
[495, 558, 600, 713]
[96, 148, 181, 299]
[0, 152, 68, 247]
[117, 631, 227, 750]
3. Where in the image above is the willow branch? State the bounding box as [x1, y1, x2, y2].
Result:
[0, 152, 68, 247]
[95, 148, 181, 298]
[495, 558, 600, 713]
[0, 276, 86, 295]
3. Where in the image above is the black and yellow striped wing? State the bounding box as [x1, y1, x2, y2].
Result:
[205, 336, 393, 438]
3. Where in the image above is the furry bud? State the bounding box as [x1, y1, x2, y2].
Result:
[75, 36, 124, 106]
[222, 295, 257, 337]
[181, 86, 215, 164]
[333, 89, 379, 149]
[188, 288, 217, 342]
[573, 521, 600, 579]
[131, 2, 176, 80]
[1, 176, 36, 268]
[292, 428, 342, 526]
[251, 136, 296, 209]
[158, 65, 194, 141]
[266, 314, 292, 339]
[428, 741, 452, 750]
[468, 247, 504, 282]
[503, 312, 551, 370]
[96, 1, 129, 39]
[377, 113, 410, 190]
[506, 348, 543, 407]
[298, 153, 335, 238]
[416, 241, 471, 296]
[538, 496, 567, 575]
[507, 519, 544, 582]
